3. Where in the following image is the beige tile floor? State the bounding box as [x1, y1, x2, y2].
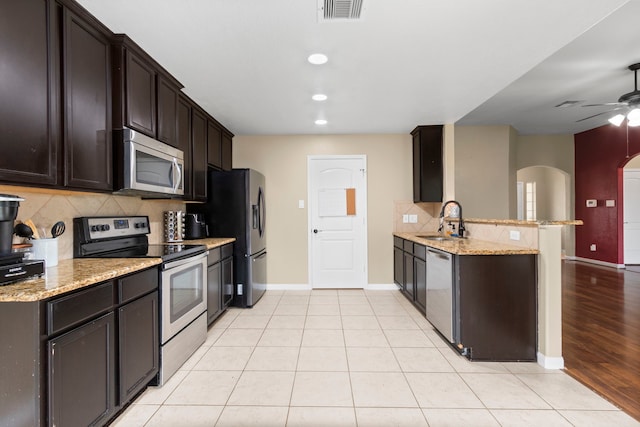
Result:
[112, 289, 640, 427]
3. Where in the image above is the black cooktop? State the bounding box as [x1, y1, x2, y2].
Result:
[88, 243, 206, 262]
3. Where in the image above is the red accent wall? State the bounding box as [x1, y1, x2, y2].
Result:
[575, 124, 640, 264]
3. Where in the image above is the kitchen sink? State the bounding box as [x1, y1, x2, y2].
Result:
[416, 235, 453, 241]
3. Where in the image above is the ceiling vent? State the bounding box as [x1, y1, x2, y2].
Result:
[319, 0, 364, 21]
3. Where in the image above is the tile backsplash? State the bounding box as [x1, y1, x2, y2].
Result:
[393, 201, 441, 233]
[3, 185, 186, 261]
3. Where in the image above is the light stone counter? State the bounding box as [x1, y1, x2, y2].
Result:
[394, 232, 539, 255]
[0, 238, 235, 303]
[464, 218, 583, 227]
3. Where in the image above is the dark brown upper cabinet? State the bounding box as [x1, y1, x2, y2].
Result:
[177, 95, 193, 199]
[157, 75, 179, 147]
[411, 125, 443, 203]
[111, 35, 183, 143]
[192, 107, 208, 202]
[221, 131, 233, 171]
[62, 5, 112, 191]
[207, 121, 222, 169]
[0, 0, 58, 186]
[0, 0, 113, 192]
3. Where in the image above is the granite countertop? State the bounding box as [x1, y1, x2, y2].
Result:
[394, 232, 539, 255]
[0, 237, 236, 303]
[463, 218, 583, 226]
[183, 237, 235, 249]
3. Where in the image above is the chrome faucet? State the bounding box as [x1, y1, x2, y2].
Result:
[437, 200, 466, 237]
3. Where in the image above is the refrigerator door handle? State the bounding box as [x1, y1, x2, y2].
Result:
[257, 186, 265, 237]
[252, 204, 259, 230]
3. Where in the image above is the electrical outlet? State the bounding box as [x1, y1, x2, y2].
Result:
[402, 214, 409, 223]
[409, 214, 418, 223]
[590, 244, 596, 251]
[509, 230, 520, 241]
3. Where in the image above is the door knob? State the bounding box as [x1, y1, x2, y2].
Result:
[313, 229, 319, 234]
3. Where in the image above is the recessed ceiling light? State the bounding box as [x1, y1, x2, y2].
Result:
[312, 94, 328, 101]
[308, 53, 328, 65]
[315, 119, 328, 125]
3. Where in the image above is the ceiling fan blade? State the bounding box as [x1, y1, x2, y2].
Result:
[576, 110, 617, 122]
[582, 102, 627, 107]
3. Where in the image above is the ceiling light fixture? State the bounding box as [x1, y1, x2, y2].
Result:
[312, 94, 328, 101]
[315, 119, 328, 125]
[609, 108, 640, 127]
[308, 53, 328, 65]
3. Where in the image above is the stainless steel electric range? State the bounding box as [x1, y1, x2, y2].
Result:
[74, 215, 208, 385]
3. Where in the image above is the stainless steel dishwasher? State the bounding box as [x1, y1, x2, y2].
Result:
[426, 247, 454, 342]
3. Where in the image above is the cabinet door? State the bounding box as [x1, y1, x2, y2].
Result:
[393, 246, 404, 286]
[221, 256, 234, 308]
[412, 125, 443, 203]
[157, 75, 178, 147]
[48, 312, 116, 427]
[207, 262, 222, 324]
[404, 252, 414, 299]
[414, 256, 426, 313]
[125, 51, 156, 136]
[207, 121, 222, 169]
[177, 96, 192, 198]
[0, 0, 58, 185]
[118, 292, 159, 403]
[63, 8, 112, 191]
[221, 132, 233, 171]
[191, 108, 208, 201]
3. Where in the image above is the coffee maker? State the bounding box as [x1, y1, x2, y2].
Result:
[185, 213, 207, 239]
[0, 194, 44, 285]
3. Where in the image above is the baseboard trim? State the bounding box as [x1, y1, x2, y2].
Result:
[571, 257, 625, 269]
[265, 284, 399, 291]
[537, 352, 564, 370]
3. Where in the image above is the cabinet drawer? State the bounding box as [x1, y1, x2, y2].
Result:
[208, 247, 221, 265]
[414, 244, 426, 260]
[403, 240, 414, 253]
[393, 236, 404, 249]
[47, 282, 114, 336]
[221, 243, 233, 259]
[118, 268, 159, 304]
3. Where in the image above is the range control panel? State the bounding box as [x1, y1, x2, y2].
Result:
[76, 216, 150, 241]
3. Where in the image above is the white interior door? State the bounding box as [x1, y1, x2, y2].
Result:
[308, 155, 367, 288]
[624, 169, 640, 264]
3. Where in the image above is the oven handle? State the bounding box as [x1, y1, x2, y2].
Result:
[162, 251, 208, 270]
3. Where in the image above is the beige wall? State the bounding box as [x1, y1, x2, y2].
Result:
[233, 134, 412, 286]
[454, 125, 515, 219]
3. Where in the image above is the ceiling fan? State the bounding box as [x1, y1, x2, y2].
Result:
[578, 63, 640, 126]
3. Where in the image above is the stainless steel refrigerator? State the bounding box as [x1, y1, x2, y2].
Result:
[196, 168, 266, 308]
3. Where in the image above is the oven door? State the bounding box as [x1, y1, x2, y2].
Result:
[161, 252, 207, 344]
[125, 139, 184, 196]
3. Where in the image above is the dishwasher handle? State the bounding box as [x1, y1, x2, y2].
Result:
[428, 248, 451, 261]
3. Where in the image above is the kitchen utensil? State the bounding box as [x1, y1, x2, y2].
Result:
[24, 219, 40, 239]
[14, 223, 33, 239]
[51, 221, 65, 238]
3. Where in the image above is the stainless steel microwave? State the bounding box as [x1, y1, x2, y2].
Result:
[115, 127, 184, 197]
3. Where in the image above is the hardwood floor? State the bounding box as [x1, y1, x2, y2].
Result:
[562, 260, 640, 421]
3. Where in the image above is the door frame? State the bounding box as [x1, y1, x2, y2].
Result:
[307, 154, 368, 288]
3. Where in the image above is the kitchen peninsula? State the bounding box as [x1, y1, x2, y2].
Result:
[395, 217, 582, 368]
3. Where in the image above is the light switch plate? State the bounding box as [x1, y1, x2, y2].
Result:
[298, 199, 305, 209]
[586, 199, 597, 208]
[409, 214, 418, 223]
[606, 199, 615, 207]
[402, 214, 409, 223]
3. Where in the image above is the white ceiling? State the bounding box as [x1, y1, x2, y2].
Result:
[75, 0, 633, 136]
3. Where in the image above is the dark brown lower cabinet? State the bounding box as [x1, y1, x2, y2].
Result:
[207, 244, 233, 325]
[118, 292, 159, 404]
[456, 254, 537, 361]
[0, 267, 159, 427]
[48, 313, 116, 427]
[414, 255, 427, 312]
